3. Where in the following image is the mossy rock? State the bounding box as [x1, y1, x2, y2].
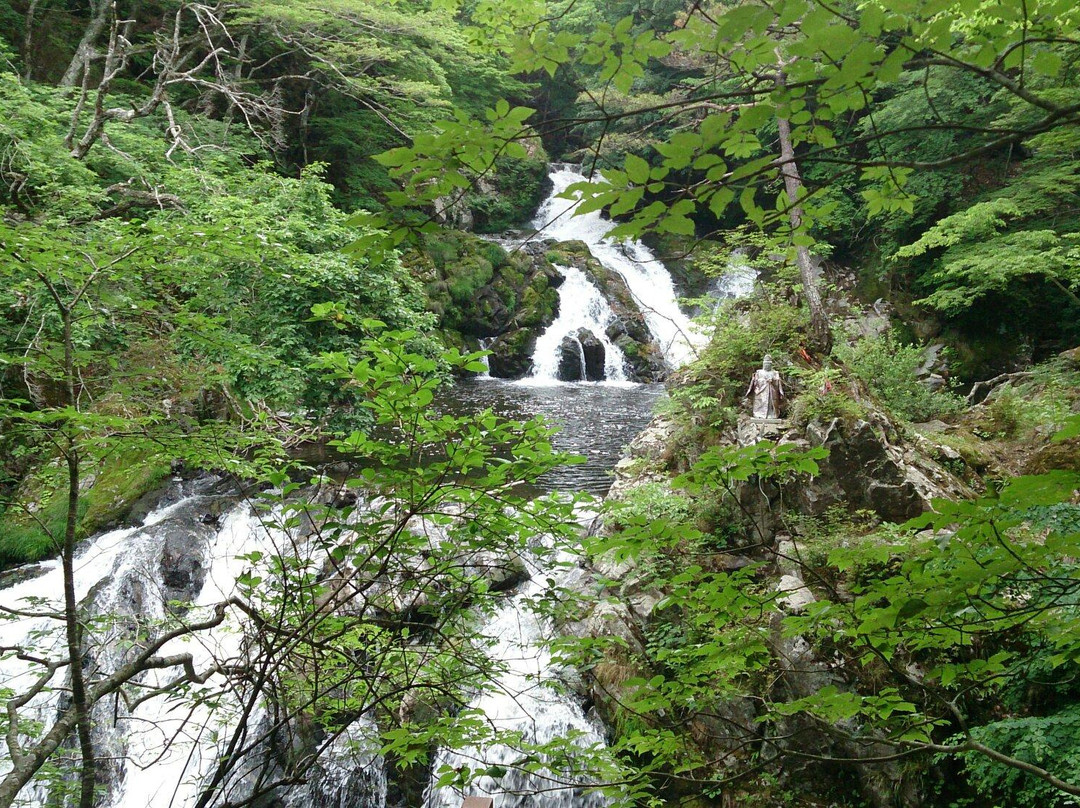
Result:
[0, 447, 172, 568]
[1026, 437, 1080, 474]
[487, 327, 541, 378]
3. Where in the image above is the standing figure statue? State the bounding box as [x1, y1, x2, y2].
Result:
[745, 354, 784, 419]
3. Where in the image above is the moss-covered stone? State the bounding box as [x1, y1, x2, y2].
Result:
[465, 153, 551, 233]
[407, 231, 564, 377]
[0, 447, 171, 569]
[1026, 437, 1080, 474]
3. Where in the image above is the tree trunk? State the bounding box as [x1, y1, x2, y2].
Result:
[57, 310, 98, 808]
[60, 0, 111, 88]
[776, 105, 832, 354]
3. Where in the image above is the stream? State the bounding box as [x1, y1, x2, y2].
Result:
[0, 165, 749, 807]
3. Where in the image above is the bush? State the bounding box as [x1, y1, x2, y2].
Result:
[837, 334, 964, 422]
[788, 366, 868, 426]
[958, 705, 1080, 808]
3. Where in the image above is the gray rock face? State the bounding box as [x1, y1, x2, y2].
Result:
[803, 418, 926, 522]
[556, 328, 606, 381]
[564, 401, 974, 807]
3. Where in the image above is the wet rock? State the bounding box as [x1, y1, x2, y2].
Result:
[578, 329, 606, 381]
[159, 517, 216, 604]
[556, 329, 606, 381]
[488, 327, 541, 377]
[557, 334, 585, 381]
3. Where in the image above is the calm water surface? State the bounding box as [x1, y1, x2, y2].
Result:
[442, 379, 665, 495]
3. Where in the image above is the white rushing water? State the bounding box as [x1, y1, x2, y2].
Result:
[423, 533, 609, 808]
[713, 258, 759, 304]
[526, 265, 630, 384]
[0, 493, 213, 807]
[0, 491, 386, 808]
[530, 165, 702, 368]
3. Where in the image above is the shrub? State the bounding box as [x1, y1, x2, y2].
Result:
[837, 334, 964, 422]
[787, 366, 868, 426]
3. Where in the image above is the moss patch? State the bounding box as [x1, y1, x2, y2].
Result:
[0, 447, 171, 568]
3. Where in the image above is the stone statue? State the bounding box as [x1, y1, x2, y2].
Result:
[745, 354, 783, 419]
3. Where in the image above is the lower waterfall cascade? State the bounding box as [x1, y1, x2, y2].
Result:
[0, 481, 611, 808]
[422, 536, 610, 808]
[526, 264, 630, 384]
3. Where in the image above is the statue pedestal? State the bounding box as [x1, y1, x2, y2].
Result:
[738, 415, 789, 446]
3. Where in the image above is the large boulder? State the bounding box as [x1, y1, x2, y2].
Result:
[407, 232, 562, 378]
[557, 334, 584, 381]
[796, 415, 971, 522]
[487, 327, 541, 378]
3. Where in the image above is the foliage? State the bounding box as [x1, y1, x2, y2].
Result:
[553, 426, 1080, 805]
[837, 333, 964, 423]
[958, 705, 1080, 808]
[786, 365, 868, 427]
[0, 448, 169, 567]
[663, 291, 808, 459]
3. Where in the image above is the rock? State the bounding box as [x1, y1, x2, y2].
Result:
[578, 329, 606, 380]
[737, 413, 788, 446]
[488, 327, 541, 377]
[923, 373, 946, 392]
[802, 418, 927, 521]
[557, 334, 584, 381]
[1025, 436, 1080, 474]
[556, 328, 606, 381]
[159, 515, 217, 604]
[775, 574, 815, 612]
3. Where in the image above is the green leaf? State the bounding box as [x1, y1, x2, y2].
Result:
[625, 153, 651, 185]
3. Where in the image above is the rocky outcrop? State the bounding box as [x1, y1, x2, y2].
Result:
[409, 232, 562, 378]
[557, 328, 606, 381]
[565, 402, 973, 807]
[433, 151, 550, 234]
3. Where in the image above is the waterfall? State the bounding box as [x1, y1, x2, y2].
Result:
[526, 265, 630, 385]
[712, 253, 759, 309]
[0, 487, 387, 808]
[0, 484, 220, 806]
[477, 338, 493, 378]
[423, 531, 610, 808]
[530, 165, 702, 368]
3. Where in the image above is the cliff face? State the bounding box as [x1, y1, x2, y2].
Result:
[564, 405, 975, 808]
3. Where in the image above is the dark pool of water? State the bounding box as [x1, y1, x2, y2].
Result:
[440, 378, 665, 495]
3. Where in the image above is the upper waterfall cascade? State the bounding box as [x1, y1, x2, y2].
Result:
[529, 165, 703, 369]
